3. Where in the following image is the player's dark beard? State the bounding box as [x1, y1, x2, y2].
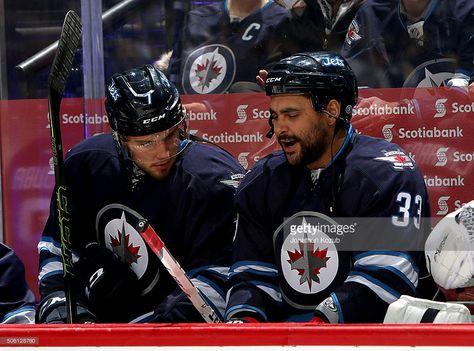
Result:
[300, 124, 331, 166]
[279, 122, 330, 167]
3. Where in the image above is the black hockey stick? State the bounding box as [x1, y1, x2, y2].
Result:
[47, 10, 82, 324]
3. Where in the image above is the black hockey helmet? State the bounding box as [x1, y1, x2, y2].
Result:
[105, 64, 186, 137]
[265, 51, 358, 123]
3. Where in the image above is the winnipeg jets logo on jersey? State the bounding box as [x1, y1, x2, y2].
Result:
[104, 211, 148, 278]
[403, 58, 457, 88]
[374, 150, 414, 170]
[182, 44, 236, 94]
[278, 215, 339, 298]
[96, 204, 160, 295]
[219, 173, 245, 188]
[345, 19, 362, 46]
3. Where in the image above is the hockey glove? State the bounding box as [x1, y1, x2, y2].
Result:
[425, 200, 474, 289]
[75, 243, 140, 322]
[383, 295, 471, 323]
[36, 291, 95, 324]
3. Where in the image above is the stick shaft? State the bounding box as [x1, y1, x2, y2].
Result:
[139, 224, 223, 323]
[47, 10, 82, 323]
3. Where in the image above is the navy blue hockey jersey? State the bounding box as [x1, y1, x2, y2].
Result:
[167, 0, 289, 94]
[39, 134, 244, 322]
[0, 243, 35, 323]
[341, 0, 474, 88]
[226, 127, 432, 323]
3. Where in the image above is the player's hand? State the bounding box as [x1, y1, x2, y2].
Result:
[256, 70, 268, 88]
[36, 291, 95, 324]
[75, 243, 141, 322]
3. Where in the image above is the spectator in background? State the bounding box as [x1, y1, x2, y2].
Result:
[167, 0, 289, 94]
[0, 243, 35, 323]
[341, 0, 474, 88]
[272, 0, 366, 57]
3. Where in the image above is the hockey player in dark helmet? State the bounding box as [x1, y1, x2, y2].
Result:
[105, 64, 189, 184]
[226, 52, 435, 323]
[37, 64, 244, 324]
[264, 52, 357, 167]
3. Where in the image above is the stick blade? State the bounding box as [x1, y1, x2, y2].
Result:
[48, 10, 82, 95]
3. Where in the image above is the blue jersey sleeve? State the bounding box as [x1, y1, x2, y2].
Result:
[226, 160, 284, 321]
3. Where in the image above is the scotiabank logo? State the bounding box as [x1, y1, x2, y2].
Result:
[238, 152, 250, 169]
[202, 132, 263, 143]
[434, 98, 448, 118]
[424, 175, 464, 187]
[187, 109, 217, 121]
[437, 196, 450, 216]
[353, 102, 415, 116]
[434, 148, 473, 166]
[435, 147, 449, 167]
[398, 126, 463, 139]
[454, 151, 474, 162]
[235, 105, 248, 124]
[382, 124, 395, 142]
[60, 113, 109, 125]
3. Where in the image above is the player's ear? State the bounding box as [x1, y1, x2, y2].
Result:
[325, 100, 341, 126]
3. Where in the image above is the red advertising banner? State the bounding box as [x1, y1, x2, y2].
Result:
[0, 87, 472, 296]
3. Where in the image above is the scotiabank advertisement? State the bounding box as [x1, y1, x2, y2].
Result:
[0, 87, 472, 295]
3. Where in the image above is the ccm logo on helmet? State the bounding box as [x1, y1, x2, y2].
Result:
[266, 77, 282, 83]
[142, 114, 166, 125]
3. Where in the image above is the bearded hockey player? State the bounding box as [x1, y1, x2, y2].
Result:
[37, 64, 244, 323]
[341, 0, 474, 88]
[226, 52, 433, 323]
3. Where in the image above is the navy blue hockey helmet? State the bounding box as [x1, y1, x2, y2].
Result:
[265, 51, 358, 123]
[105, 64, 186, 137]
